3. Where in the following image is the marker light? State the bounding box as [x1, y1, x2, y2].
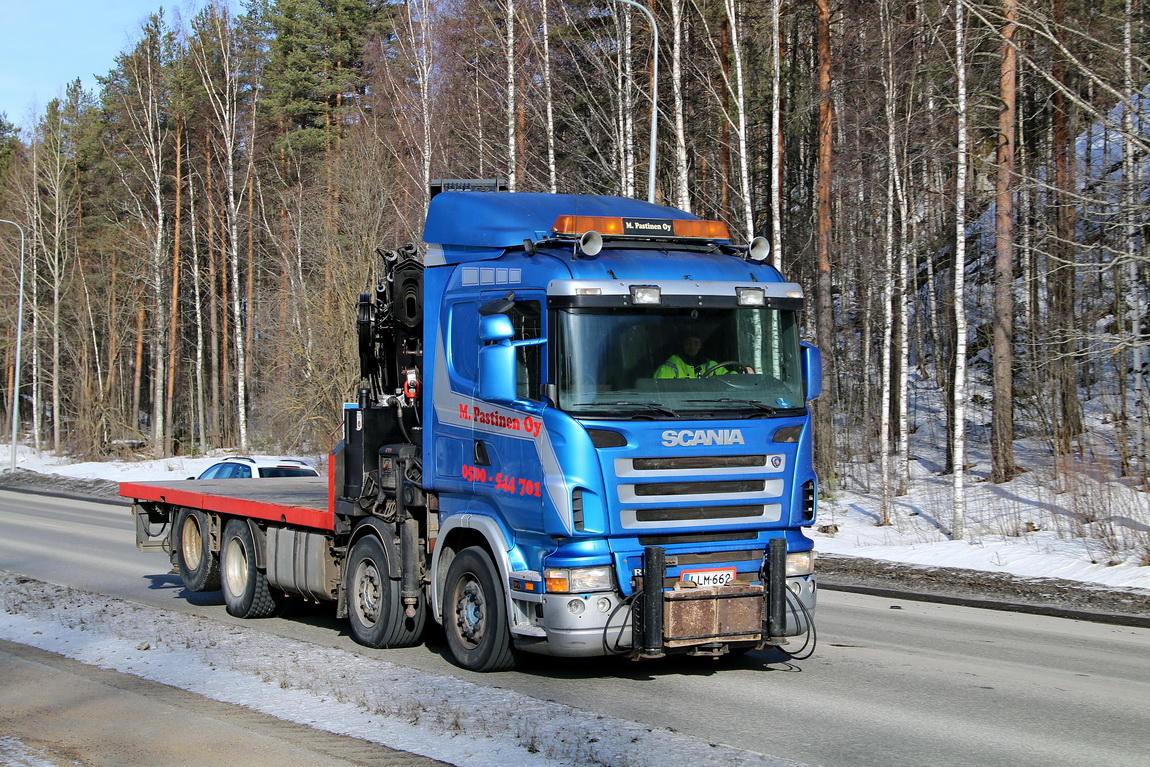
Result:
[551, 215, 731, 241]
[672, 219, 731, 240]
[736, 287, 766, 306]
[630, 285, 662, 305]
[553, 215, 625, 236]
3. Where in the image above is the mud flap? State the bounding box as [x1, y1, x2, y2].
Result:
[134, 503, 169, 552]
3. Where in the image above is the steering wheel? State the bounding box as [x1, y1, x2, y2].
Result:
[700, 360, 754, 377]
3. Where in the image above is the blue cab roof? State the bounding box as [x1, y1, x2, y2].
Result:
[423, 192, 704, 251]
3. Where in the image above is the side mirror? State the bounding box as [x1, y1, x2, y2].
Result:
[801, 342, 822, 402]
[477, 314, 546, 409]
[479, 346, 518, 406]
[479, 314, 515, 343]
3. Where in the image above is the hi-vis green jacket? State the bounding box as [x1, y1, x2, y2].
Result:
[654, 355, 730, 379]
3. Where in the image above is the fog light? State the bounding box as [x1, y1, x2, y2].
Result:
[567, 599, 586, 615]
[785, 550, 816, 577]
[596, 597, 612, 613]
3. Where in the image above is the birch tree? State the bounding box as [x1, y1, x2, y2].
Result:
[191, 2, 251, 451]
[1122, 0, 1148, 485]
[878, 0, 898, 525]
[505, 0, 517, 192]
[670, 0, 691, 211]
[952, 0, 969, 540]
[723, 0, 754, 239]
[769, 0, 782, 266]
[102, 14, 173, 456]
[541, 0, 558, 194]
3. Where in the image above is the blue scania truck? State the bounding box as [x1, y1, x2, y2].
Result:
[125, 184, 821, 671]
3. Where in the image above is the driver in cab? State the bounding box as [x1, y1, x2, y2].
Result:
[654, 336, 745, 379]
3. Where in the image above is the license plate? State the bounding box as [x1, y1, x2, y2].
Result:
[681, 568, 736, 587]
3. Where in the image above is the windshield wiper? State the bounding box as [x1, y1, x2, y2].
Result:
[684, 398, 779, 415]
[629, 401, 680, 418]
[571, 401, 680, 418]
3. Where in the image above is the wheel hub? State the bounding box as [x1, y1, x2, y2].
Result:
[182, 518, 202, 569]
[355, 562, 382, 625]
[455, 581, 485, 644]
[223, 538, 247, 594]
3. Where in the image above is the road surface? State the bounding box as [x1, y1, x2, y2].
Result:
[1, 488, 1148, 766]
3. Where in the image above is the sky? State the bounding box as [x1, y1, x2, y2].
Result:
[0, 1, 211, 129]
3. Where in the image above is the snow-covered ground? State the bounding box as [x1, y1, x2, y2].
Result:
[0, 572, 802, 767]
[814, 387, 1150, 591]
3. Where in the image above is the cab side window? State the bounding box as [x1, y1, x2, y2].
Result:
[448, 301, 481, 391]
[508, 300, 542, 401]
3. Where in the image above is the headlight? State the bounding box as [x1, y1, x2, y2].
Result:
[544, 565, 615, 593]
[785, 550, 816, 577]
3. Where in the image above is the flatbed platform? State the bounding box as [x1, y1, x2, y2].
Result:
[120, 477, 334, 530]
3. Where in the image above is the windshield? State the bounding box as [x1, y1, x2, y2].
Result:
[555, 306, 805, 418]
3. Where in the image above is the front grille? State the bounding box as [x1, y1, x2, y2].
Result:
[675, 549, 764, 565]
[634, 479, 764, 496]
[638, 531, 758, 546]
[633, 455, 766, 471]
[635, 505, 765, 522]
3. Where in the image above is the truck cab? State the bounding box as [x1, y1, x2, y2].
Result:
[352, 188, 820, 669]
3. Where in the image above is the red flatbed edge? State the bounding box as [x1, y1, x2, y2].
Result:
[120, 477, 335, 531]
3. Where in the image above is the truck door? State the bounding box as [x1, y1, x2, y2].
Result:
[435, 292, 547, 535]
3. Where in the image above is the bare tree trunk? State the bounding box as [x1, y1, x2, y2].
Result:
[724, 0, 754, 239]
[670, 0, 691, 212]
[207, 150, 221, 446]
[991, 0, 1018, 483]
[1123, 0, 1148, 484]
[505, 0, 517, 192]
[166, 118, 184, 455]
[132, 307, 146, 437]
[192, 3, 250, 450]
[621, 6, 635, 198]
[951, 0, 970, 540]
[770, 0, 782, 267]
[542, 0, 558, 194]
[186, 138, 207, 454]
[813, 0, 837, 490]
[878, 0, 898, 525]
[1051, 0, 1082, 456]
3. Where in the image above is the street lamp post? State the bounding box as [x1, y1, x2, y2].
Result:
[615, 0, 660, 204]
[0, 219, 25, 473]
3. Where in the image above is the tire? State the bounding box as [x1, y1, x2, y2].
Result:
[220, 519, 280, 618]
[175, 508, 220, 592]
[346, 534, 426, 649]
[442, 547, 516, 672]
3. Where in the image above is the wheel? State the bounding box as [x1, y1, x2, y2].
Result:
[442, 547, 516, 672]
[220, 519, 280, 618]
[346, 534, 426, 649]
[701, 360, 754, 377]
[175, 508, 220, 592]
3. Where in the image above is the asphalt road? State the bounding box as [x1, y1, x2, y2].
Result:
[2, 488, 1149, 767]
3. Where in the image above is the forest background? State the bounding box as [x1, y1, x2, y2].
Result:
[0, 0, 1147, 527]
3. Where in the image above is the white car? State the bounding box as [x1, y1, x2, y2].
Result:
[193, 457, 319, 480]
